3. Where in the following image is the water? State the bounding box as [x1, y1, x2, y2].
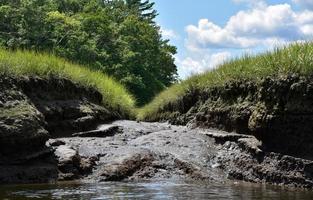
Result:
[1, 181, 313, 200]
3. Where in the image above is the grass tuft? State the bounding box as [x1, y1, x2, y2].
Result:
[0, 49, 136, 117]
[138, 42, 313, 120]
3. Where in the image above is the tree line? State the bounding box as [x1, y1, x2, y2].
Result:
[0, 0, 178, 105]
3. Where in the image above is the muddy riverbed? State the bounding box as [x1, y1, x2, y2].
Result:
[2, 120, 313, 199]
[45, 120, 313, 188]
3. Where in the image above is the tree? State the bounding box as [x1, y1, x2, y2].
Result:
[0, 0, 177, 105]
[126, 0, 157, 22]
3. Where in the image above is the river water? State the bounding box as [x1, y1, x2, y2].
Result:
[1, 181, 313, 200]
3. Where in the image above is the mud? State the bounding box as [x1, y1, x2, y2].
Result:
[49, 120, 313, 188]
[143, 75, 313, 160]
[0, 75, 119, 184]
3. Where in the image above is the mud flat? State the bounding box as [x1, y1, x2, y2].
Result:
[49, 120, 313, 188]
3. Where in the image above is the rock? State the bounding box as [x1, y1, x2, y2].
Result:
[53, 145, 99, 180]
[47, 139, 66, 147]
[54, 145, 81, 180]
[79, 156, 98, 175]
[237, 137, 263, 155]
[72, 125, 120, 137]
[55, 145, 80, 164]
[174, 158, 211, 181]
[99, 152, 155, 181]
[201, 129, 251, 144]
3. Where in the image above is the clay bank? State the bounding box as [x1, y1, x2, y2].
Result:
[1, 74, 313, 192]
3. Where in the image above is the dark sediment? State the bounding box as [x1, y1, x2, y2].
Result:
[0, 75, 118, 184]
[49, 120, 313, 188]
[143, 75, 313, 160]
[2, 74, 313, 189]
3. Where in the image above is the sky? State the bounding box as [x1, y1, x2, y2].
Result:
[151, 0, 313, 79]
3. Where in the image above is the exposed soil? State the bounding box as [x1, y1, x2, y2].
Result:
[48, 120, 313, 188]
[143, 75, 313, 160]
[0, 75, 118, 184]
[2, 74, 313, 189]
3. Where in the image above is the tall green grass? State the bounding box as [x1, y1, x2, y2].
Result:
[138, 42, 313, 120]
[0, 49, 136, 117]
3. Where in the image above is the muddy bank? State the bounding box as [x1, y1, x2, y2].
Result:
[143, 75, 313, 160]
[0, 75, 119, 184]
[49, 120, 313, 188]
[2, 74, 313, 189]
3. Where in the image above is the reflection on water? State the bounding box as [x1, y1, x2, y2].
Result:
[1, 181, 313, 200]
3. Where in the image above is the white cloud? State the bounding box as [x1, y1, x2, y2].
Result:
[185, 19, 259, 49]
[160, 28, 179, 40]
[177, 1, 313, 79]
[185, 3, 313, 51]
[227, 4, 298, 38]
[293, 0, 313, 10]
[177, 52, 231, 78]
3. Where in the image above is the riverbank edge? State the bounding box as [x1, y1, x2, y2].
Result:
[0, 75, 121, 184]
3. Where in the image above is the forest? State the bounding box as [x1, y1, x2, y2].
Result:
[0, 0, 177, 105]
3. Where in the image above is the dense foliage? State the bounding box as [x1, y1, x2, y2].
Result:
[0, 0, 177, 105]
[138, 42, 313, 120]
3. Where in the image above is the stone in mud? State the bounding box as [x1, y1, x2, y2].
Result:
[52, 144, 98, 180]
[79, 156, 98, 175]
[54, 145, 81, 180]
[72, 124, 120, 137]
[99, 152, 155, 181]
[47, 139, 66, 147]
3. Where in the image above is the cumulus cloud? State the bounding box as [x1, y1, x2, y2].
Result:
[293, 0, 313, 10]
[185, 3, 313, 51]
[186, 19, 259, 49]
[178, 1, 313, 78]
[177, 52, 231, 78]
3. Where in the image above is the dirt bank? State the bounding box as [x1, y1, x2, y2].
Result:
[0, 75, 119, 184]
[143, 75, 313, 160]
[2, 74, 313, 189]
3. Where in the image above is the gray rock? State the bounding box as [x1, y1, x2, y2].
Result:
[72, 125, 120, 137]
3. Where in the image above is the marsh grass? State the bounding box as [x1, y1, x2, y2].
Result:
[0, 49, 136, 117]
[138, 42, 313, 120]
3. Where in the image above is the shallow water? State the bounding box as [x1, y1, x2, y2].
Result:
[1, 181, 313, 200]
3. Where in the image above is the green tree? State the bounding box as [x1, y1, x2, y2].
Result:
[0, 0, 177, 105]
[126, 0, 157, 22]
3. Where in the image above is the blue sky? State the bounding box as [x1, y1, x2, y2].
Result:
[151, 0, 313, 78]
